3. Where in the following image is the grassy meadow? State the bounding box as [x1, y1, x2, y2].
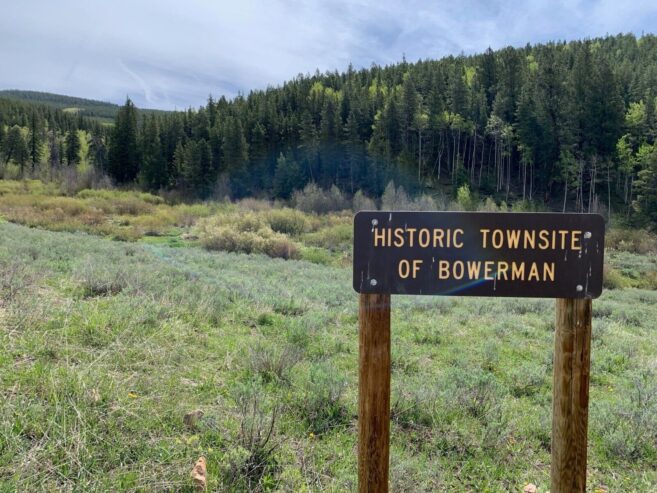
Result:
[1, 180, 657, 491]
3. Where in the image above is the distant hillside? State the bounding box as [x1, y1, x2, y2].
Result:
[0, 90, 168, 122]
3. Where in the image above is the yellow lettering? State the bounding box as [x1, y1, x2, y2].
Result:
[492, 229, 504, 248]
[467, 261, 481, 278]
[438, 260, 450, 279]
[433, 229, 444, 248]
[412, 260, 423, 278]
[453, 261, 464, 280]
[544, 262, 555, 282]
[393, 228, 404, 247]
[418, 229, 430, 248]
[571, 231, 581, 251]
[406, 228, 416, 247]
[506, 230, 521, 248]
[558, 230, 568, 249]
[512, 262, 525, 280]
[538, 230, 550, 250]
[454, 229, 464, 248]
[398, 259, 410, 278]
[498, 261, 509, 280]
[480, 229, 490, 248]
[523, 230, 535, 249]
[374, 228, 386, 247]
[484, 261, 495, 280]
[528, 262, 540, 280]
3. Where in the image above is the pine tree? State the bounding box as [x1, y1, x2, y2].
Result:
[181, 139, 213, 198]
[140, 115, 167, 191]
[222, 116, 248, 170]
[4, 125, 29, 173]
[273, 152, 302, 198]
[28, 110, 43, 170]
[108, 98, 140, 183]
[65, 129, 81, 166]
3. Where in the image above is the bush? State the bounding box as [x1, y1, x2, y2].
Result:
[293, 183, 349, 214]
[456, 184, 476, 211]
[266, 209, 309, 236]
[200, 223, 300, 260]
[224, 389, 279, 490]
[297, 362, 348, 434]
[300, 247, 333, 265]
[352, 190, 377, 211]
[380, 181, 411, 210]
[606, 228, 657, 255]
[302, 222, 352, 252]
[603, 264, 631, 290]
[248, 342, 302, 383]
[74, 260, 131, 297]
[409, 194, 436, 211]
[236, 197, 272, 212]
[478, 197, 498, 212]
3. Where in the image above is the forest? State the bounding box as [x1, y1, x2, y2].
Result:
[1, 33, 657, 228]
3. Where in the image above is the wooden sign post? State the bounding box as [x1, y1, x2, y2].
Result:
[358, 293, 390, 493]
[552, 298, 592, 493]
[353, 211, 604, 493]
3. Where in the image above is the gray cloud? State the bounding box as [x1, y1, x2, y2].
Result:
[1, 0, 656, 109]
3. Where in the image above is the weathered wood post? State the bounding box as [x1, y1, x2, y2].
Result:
[551, 298, 593, 493]
[358, 293, 391, 493]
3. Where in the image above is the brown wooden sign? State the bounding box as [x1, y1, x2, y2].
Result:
[353, 211, 604, 299]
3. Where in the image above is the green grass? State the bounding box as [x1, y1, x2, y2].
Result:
[1, 222, 657, 491]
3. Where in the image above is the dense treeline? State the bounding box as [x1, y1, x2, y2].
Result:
[2, 34, 657, 228]
[0, 97, 109, 174]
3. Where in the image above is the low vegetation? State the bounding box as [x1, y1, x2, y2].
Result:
[1, 198, 657, 490]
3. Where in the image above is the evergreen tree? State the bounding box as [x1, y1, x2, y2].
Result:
[28, 110, 43, 170]
[108, 98, 139, 183]
[273, 152, 302, 198]
[140, 115, 167, 191]
[65, 129, 81, 166]
[4, 125, 28, 173]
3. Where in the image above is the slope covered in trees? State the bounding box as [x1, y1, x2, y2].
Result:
[2, 34, 657, 228]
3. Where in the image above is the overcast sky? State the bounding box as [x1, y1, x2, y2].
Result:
[2, 0, 657, 110]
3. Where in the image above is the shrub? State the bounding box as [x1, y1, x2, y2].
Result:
[409, 194, 436, 211]
[380, 181, 411, 210]
[478, 197, 498, 212]
[606, 228, 657, 255]
[456, 184, 476, 211]
[224, 389, 279, 490]
[597, 370, 657, 461]
[74, 260, 131, 297]
[300, 247, 333, 265]
[248, 342, 302, 383]
[0, 259, 34, 303]
[293, 183, 348, 214]
[352, 190, 377, 211]
[298, 362, 348, 434]
[603, 264, 631, 289]
[200, 224, 299, 260]
[302, 223, 352, 252]
[236, 197, 272, 211]
[266, 209, 309, 236]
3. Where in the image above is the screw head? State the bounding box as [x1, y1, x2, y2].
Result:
[371, 219, 378, 226]
[370, 279, 378, 287]
[576, 285, 584, 292]
[584, 231, 592, 239]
